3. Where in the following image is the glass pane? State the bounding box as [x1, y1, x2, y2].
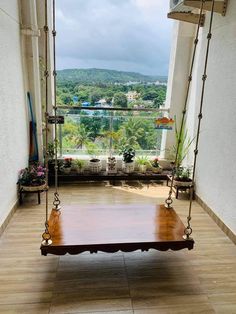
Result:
[58, 108, 164, 158]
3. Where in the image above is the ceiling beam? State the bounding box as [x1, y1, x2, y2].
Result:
[167, 12, 205, 26]
[184, 0, 228, 16]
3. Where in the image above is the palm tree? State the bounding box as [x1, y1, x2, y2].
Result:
[68, 124, 92, 149]
[120, 118, 144, 147]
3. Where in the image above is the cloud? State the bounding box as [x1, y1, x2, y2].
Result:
[56, 0, 172, 75]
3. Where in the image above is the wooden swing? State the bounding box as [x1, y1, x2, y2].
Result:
[41, 0, 215, 256]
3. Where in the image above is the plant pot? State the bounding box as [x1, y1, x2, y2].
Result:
[107, 157, 117, 174]
[61, 167, 71, 174]
[123, 161, 135, 174]
[152, 166, 162, 174]
[75, 167, 83, 174]
[21, 183, 46, 191]
[173, 179, 193, 187]
[89, 159, 102, 173]
[139, 165, 147, 173]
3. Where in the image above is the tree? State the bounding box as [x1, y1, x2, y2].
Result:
[90, 91, 102, 104]
[73, 124, 92, 149]
[113, 92, 128, 108]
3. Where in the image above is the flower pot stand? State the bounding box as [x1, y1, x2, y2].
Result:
[19, 185, 46, 205]
[166, 175, 194, 199]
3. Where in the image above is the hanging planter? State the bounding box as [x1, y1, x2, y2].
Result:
[155, 117, 174, 130]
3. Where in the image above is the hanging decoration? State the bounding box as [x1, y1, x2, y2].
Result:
[155, 117, 174, 130]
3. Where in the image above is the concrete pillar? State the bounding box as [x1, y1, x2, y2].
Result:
[161, 21, 196, 159]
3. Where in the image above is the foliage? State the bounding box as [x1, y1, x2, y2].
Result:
[55, 69, 168, 155]
[151, 157, 160, 168]
[86, 142, 99, 159]
[18, 163, 46, 186]
[120, 147, 135, 163]
[174, 166, 192, 181]
[113, 92, 128, 108]
[173, 116, 194, 167]
[136, 156, 150, 166]
[57, 68, 166, 85]
[63, 158, 73, 168]
[70, 124, 92, 148]
[48, 142, 55, 160]
[72, 159, 86, 169]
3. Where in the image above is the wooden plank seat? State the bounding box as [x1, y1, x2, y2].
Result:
[40, 204, 194, 256]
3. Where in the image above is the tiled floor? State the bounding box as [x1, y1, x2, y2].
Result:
[0, 182, 236, 313]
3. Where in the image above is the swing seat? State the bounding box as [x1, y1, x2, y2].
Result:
[41, 203, 194, 256]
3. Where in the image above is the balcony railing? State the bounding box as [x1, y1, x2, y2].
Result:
[56, 106, 169, 158]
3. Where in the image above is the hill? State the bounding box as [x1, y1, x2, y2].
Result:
[57, 68, 167, 84]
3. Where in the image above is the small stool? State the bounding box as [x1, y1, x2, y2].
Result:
[19, 187, 45, 205]
[166, 175, 194, 199]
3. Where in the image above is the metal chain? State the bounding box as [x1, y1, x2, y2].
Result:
[52, 0, 61, 211]
[184, 0, 215, 239]
[42, 0, 52, 246]
[165, 0, 205, 209]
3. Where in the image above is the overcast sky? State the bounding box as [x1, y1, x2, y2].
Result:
[56, 0, 173, 76]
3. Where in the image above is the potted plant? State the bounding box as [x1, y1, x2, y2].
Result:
[86, 142, 102, 173]
[107, 156, 117, 174]
[60, 157, 73, 174]
[151, 157, 162, 174]
[136, 156, 150, 173]
[173, 166, 193, 187]
[171, 116, 194, 168]
[72, 159, 86, 173]
[120, 147, 135, 173]
[18, 163, 46, 191]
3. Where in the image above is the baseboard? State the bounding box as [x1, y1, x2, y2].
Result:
[195, 194, 236, 245]
[0, 199, 19, 237]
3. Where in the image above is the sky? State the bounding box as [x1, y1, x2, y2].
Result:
[56, 0, 173, 76]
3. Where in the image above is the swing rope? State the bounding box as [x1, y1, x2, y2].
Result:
[52, 0, 61, 211]
[42, 0, 52, 246]
[184, 0, 215, 239]
[165, 0, 215, 240]
[165, 0, 205, 209]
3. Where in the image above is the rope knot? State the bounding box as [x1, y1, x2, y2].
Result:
[207, 33, 212, 39]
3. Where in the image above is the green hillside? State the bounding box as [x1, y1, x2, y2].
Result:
[57, 68, 167, 84]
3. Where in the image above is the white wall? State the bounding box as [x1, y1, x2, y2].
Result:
[0, 0, 28, 225]
[166, 2, 236, 236]
[192, 1, 236, 235]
